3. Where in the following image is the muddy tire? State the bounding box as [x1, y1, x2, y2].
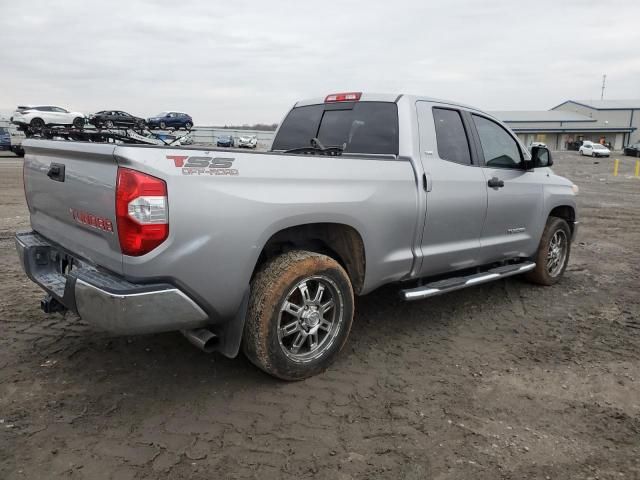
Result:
[243, 250, 354, 381]
[526, 217, 572, 286]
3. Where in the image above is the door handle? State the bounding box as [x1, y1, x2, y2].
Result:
[47, 163, 65, 182]
[422, 173, 432, 192]
[487, 177, 504, 188]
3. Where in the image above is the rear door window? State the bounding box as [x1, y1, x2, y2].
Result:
[432, 107, 472, 165]
[272, 102, 399, 155]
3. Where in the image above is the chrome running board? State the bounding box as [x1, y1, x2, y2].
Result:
[400, 261, 536, 301]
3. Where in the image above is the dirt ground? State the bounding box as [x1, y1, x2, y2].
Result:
[0, 151, 639, 479]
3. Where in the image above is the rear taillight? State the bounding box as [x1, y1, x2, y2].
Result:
[324, 92, 362, 103]
[116, 168, 168, 256]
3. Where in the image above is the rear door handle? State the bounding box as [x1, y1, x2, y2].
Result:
[487, 177, 504, 188]
[47, 163, 65, 182]
[422, 173, 432, 192]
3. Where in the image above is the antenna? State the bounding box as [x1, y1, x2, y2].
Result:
[601, 74, 607, 100]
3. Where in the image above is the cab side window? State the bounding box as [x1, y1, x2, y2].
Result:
[472, 115, 522, 168]
[432, 107, 471, 165]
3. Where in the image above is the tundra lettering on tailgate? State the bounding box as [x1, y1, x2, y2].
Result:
[69, 208, 114, 233]
[167, 155, 239, 176]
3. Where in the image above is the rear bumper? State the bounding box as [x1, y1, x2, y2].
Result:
[15, 230, 209, 335]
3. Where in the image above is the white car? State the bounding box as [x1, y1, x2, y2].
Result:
[11, 105, 86, 130]
[237, 134, 258, 148]
[579, 142, 610, 157]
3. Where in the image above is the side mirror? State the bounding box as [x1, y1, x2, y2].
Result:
[530, 146, 553, 168]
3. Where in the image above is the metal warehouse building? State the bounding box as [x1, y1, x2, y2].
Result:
[492, 99, 639, 151]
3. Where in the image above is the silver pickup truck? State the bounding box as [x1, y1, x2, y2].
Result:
[16, 92, 578, 380]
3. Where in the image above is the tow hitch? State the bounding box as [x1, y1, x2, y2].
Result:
[41, 294, 67, 314]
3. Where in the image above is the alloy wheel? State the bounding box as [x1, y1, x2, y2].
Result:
[277, 275, 344, 363]
[547, 230, 568, 277]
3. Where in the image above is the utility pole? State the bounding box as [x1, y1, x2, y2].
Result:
[601, 74, 607, 100]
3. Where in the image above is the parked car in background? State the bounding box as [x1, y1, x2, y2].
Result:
[216, 134, 234, 147]
[623, 142, 640, 157]
[0, 127, 10, 151]
[10, 105, 86, 129]
[89, 110, 146, 129]
[154, 132, 191, 145]
[10, 129, 26, 157]
[237, 134, 258, 149]
[147, 112, 193, 130]
[579, 142, 610, 157]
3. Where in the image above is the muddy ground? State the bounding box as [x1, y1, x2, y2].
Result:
[0, 151, 639, 479]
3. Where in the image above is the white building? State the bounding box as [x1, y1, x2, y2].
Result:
[492, 99, 639, 151]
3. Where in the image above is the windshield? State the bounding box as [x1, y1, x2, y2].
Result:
[155, 112, 169, 117]
[272, 101, 399, 155]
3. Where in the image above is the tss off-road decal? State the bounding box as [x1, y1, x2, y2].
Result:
[167, 155, 239, 176]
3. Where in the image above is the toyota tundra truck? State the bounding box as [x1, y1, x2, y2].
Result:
[15, 92, 578, 380]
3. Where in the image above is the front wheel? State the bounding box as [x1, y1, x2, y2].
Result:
[72, 117, 85, 128]
[526, 217, 572, 286]
[243, 250, 354, 380]
[184, 121, 192, 130]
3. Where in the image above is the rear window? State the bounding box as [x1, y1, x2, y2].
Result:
[432, 107, 471, 165]
[272, 102, 399, 155]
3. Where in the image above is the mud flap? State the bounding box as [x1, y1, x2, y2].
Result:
[215, 287, 250, 358]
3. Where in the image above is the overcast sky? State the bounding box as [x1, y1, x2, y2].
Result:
[1, 0, 639, 124]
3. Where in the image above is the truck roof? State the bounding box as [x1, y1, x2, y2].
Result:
[294, 92, 482, 113]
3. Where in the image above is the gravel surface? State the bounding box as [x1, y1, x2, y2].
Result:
[0, 151, 639, 479]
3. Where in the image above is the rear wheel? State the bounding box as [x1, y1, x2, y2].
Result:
[526, 217, 571, 286]
[159, 121, 166, 129]
[104, 120, 114, 129]
[30, 118, 45, 130]
[243, 250, 354, 380]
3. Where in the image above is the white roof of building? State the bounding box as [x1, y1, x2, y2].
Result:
[555, 99, 640, 110]
[490, 110, 595, 123]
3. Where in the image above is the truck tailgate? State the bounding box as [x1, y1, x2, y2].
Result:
[22, 140, 123, 273]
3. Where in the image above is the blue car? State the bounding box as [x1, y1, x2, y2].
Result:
[216, 134, 234, 147]
[0, 127, 11, 151]
[147, 111, 193, 130]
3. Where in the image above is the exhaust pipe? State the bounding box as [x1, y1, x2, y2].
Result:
[181, 328, 218, 353]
